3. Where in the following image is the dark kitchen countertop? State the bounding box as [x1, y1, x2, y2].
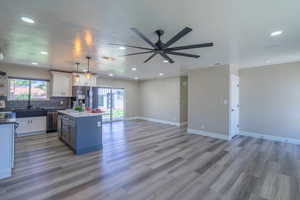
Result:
[0, 118, 17, 125]
[0, 107, 68, 118]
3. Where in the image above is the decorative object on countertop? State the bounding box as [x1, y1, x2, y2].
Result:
[74, 105, 84, 112]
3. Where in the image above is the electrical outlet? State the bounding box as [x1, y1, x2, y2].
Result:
[60, 100, 64, 105]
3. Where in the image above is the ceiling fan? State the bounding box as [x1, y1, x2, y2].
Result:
[109, 27, 213, 63]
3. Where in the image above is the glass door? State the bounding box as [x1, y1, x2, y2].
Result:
[111, 88, 125, 121]
[97, 87, 125, 122]
[97, 87, 112, 122]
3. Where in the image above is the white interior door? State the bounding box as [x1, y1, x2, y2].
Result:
[230, 74, 240, 138]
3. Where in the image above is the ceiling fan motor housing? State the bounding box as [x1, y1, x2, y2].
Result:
[155, 29, 165, 49]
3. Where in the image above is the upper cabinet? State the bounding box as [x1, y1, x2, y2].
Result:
[50, 71, 72, 97]
[72, 73, 96, 87]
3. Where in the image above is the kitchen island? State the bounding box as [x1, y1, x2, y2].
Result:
[57, 110, 102, 155]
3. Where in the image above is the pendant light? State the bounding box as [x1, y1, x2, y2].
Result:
[74, 62, 80, 82]
[85, 56, 92, 79]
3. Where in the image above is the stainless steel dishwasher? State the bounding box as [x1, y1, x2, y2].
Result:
[47, 111, 58, 133]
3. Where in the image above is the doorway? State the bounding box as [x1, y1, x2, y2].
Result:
[230, 74, 240, 139]
[97, 87, 125, 122]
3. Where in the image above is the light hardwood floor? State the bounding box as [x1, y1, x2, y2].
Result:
[0, 120, 299, 200]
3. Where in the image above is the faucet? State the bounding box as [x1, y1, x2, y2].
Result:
[27, 93, 32, 109]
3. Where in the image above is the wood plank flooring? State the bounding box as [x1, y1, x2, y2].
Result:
[0, 120, 299, 200]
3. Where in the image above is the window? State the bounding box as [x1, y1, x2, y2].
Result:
[8, 78, 49, 101]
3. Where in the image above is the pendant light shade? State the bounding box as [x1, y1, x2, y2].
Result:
[74, 62, 80, 82]
[85, 56, 92, 79]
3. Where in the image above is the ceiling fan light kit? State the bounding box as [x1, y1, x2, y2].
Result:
[109, 27, 213, 63]
[74, 62, 80, 82]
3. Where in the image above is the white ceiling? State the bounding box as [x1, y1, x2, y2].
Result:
[0, 0, 299, 80]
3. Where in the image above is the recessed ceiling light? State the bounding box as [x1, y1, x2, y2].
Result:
[40, 51, 48, 55]
[270, 30, 283, 37]
[109, 73, 114, 77]
[32, 62, 38, 65]
[134, 77, 139, 80]
[82, 69, 88, 72]
[159, 73, 164, 76]
[21, 17, 35, 24]
[119, 46, 126, 50]
[163, 60, 169, 63]
[131, 67, 137, 71]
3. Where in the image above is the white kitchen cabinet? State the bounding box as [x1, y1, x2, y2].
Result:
[72, 73, 96, 87]
[0, 124, 14, 179]
[51, 71, 72, 97]
[16, 117, 46, 136]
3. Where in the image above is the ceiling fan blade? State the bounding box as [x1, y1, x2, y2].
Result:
[108, 43, 153, 50]
[121, 51, 153, 56]
[144, 53, 157, 63]
[164, 27, 192, 48]
[130, 28, 157, 49]
[159, 52, 174, 63]
[166, 42, 214, 51]
[166, 51, 200, 58]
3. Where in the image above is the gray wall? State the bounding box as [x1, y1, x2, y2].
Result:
[180, 76, 188, 123]
[96, 77, 140, 118]
[240, 62, 300, 140]
[139, 77, 181, 123]
[188, 66, 230, 135]
[0, 63, 51, 80]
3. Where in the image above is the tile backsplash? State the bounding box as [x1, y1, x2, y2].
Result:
[0, 96, 71, 110]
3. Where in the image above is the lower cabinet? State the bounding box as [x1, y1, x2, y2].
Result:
[0, 124, 14, 179]
[16, 117, 46, 136]
[58, 115, 76, 149]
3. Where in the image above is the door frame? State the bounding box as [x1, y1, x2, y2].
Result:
[229, 74, 240, 139]
[97, 86, 126, 123]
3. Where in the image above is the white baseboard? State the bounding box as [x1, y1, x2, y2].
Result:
[138, 117, 181, 126]
[0, 168, 11, 180]
[187, 129, 229, 140]
[124, 117, 139, 121]
[239, 131, 300, 145]
[126, 117, 187, 127]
